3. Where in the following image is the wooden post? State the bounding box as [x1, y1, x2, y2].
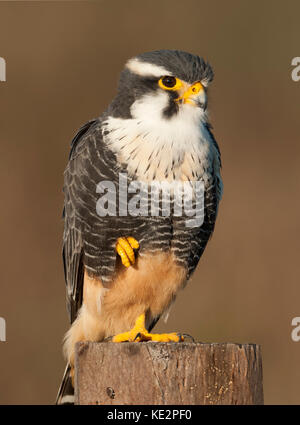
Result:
[74, 342, 263, 405]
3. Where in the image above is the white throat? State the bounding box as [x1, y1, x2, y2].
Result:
[103, 91, 213, 184]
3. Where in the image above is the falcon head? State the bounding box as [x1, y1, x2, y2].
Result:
[104, 50, 215, 182]
[108, 49, 214, 122]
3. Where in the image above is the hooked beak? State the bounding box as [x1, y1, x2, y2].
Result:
[175, 81, 207, 110]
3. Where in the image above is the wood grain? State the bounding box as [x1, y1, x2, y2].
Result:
[74, 342, 263, 405]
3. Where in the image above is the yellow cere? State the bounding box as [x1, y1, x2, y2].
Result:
[175, 81, 204, 105]
[190, 81, 203, 94]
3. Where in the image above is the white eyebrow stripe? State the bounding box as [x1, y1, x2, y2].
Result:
[126, 58, 171, 78]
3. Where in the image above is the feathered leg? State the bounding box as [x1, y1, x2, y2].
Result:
[56, 273, 107, 404]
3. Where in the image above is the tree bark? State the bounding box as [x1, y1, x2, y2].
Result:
[74, 342, 263, 405]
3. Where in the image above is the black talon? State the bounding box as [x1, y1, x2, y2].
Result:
[180, 333, 195, 342]
[134, 332, 141, 341]
[176, 333, 184, 342]
[103, 336, 113, 342]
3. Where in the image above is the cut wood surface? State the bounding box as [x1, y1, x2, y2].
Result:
[74, 342, 263, 405]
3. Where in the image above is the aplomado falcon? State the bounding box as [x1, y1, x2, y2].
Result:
[56, 50, 223, 404]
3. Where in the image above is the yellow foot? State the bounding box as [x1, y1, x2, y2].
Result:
[116, 236, 139, 268]
[112, 314, 184, 343]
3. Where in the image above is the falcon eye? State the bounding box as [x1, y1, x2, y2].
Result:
[161, 76, 176, 87]
[158, 76, 183, 91]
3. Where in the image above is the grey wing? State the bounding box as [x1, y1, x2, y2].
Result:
[62, 119, 98, 323]
[62, 219, 84, 324]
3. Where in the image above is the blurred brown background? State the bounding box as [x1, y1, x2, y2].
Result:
[0, 0, 299, 404]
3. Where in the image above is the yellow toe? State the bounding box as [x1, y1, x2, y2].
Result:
[112, 313, 147, 342]
[147, 332, 184, 342]
[112, 332, 131, 343]
[112, 314, 184, 343]
[127, 236, 139, 249]
[116, 237, 139, 268]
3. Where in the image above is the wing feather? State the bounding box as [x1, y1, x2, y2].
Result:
[63, 119, 98, 323]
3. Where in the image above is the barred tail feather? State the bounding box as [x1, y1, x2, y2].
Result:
[55, 364, 74, 405]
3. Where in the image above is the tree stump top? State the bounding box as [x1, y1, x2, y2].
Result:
[75, 342, 263, 405]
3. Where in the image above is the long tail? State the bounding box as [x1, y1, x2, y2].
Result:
[55, 364, 74, 405]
